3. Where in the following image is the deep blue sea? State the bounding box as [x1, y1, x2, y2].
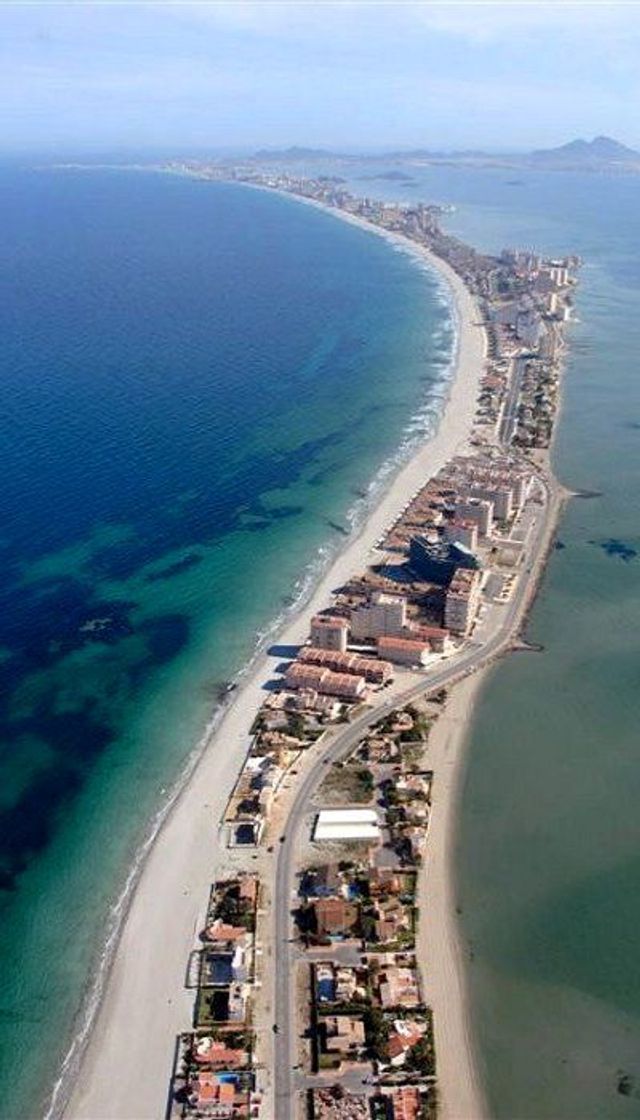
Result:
[0, 165, 452, 1118]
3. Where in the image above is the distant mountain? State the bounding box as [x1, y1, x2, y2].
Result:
[251, 145, 339, 161]
[247, 136, 640, 174]
[529, 135, 640, 166]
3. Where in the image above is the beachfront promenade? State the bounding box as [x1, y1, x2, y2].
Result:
[60, 167, 576, 1120]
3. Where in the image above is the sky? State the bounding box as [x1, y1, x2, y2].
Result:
[2, 1, 640, 154]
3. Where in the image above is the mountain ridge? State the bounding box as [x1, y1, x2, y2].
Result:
[248, 136, 640, 172]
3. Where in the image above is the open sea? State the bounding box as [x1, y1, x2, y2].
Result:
[0, 164, 453, 1118]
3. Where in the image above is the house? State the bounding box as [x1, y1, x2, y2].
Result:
[381, 1085, 423, 1119]
[313, 898, 360, 938]
[203, 920, 248, 943]
[323, 1015, 366, 1056]
[315, 963, 367, 1004]
[373, 897, 411, 943]
[299, 864, 343, 899]
[191, 1036, 248, 1070]
[187, 1071, 239, 1114]
[386, 1018, 427, 1066]
[368, 869, 403, 897]
[376, 965, 421, 1008]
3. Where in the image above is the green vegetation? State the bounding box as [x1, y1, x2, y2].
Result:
[319, 763, 375, 804]
[287, 713, 306, 739]
[317, 996, 370, 1016]
[422, 1087, 438, 1120]
[364, 1006, 389, 1060]
[359, 911, 377, 943]
[405, 1030, 436, 1077]
[212, 884, 256, 931]
[318, 1053, 341, 1070]
[195, 987, 229, 1029]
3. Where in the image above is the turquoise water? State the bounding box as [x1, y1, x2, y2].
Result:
[0, 167, 453, 1118]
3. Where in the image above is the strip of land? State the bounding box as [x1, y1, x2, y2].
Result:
[59, 165, 575, 1120]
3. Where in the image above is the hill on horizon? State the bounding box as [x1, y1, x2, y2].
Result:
[247, 135, 640, 173]
[530, 135, 640, 165]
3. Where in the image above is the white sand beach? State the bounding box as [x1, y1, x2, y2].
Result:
[418, 672, 490, 1120]
[62, 211, 488, 1120]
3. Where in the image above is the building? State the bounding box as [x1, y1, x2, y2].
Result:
[315, 963, 367, 1004]
[323, 1015, 366, 1056]
[373, 896, 412, 942]
[443, 518, 478, 552]
[466, 483, 514, 522]
[284, 662, 366, 700]
[377, 965, 421, 1008]
[444, 569, 482, 636]
[350, 591, 407, 641]
[187, 1072, 241, 1114]
[454, 497, 494, 537]
[409, 624, 451, 654]
[386, 1019, 427, 1067]
[313, 808, 381, 843]
[377, 636, 430, 668]
[298, 646, 393, 685]
[409, 533, 480, 586]
[382, 1085, 422, 1120]
[549, 264, 569, 287]
[310, 614, 349, 653]
[312, 898, 360, 937]
[191, 1035, 248, 1070]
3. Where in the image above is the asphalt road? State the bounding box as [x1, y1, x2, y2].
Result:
[271, 473, 553, 1118]
[499, 356, 527, 445]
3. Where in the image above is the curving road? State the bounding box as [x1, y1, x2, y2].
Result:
[271, 472, 556, 1118]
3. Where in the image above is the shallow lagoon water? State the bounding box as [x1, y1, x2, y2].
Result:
[355, 162, 640, 1120]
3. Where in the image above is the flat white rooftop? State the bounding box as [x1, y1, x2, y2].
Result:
[313, 822, 381, 841]
[315, 808, 378, 824]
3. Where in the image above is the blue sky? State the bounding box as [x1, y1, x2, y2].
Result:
[2, 1, 640, 154]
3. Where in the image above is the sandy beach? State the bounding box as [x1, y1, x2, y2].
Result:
[60, 203, 487, 1120]
[418, 671, 490, 1120]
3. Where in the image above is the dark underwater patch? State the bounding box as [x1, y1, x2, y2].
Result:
[0, 702, 113, 891]
[589, 538, 637, 562]
[144, 552, 203, 582]
[261, 505, 304, 520]
[326, 519, 349, 536]
[79, 430, 344, 582]
[137, 613, 189, 668]
[0, 577, 137, 685]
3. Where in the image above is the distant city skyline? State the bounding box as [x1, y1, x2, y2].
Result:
[2, 1, 639, 154]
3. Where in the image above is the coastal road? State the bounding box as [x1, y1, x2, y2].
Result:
[499, 356, 527, 445]
[271, 473, 555, 1119]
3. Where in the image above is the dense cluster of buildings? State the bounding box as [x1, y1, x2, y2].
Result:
[296, 703, 439, 1120]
